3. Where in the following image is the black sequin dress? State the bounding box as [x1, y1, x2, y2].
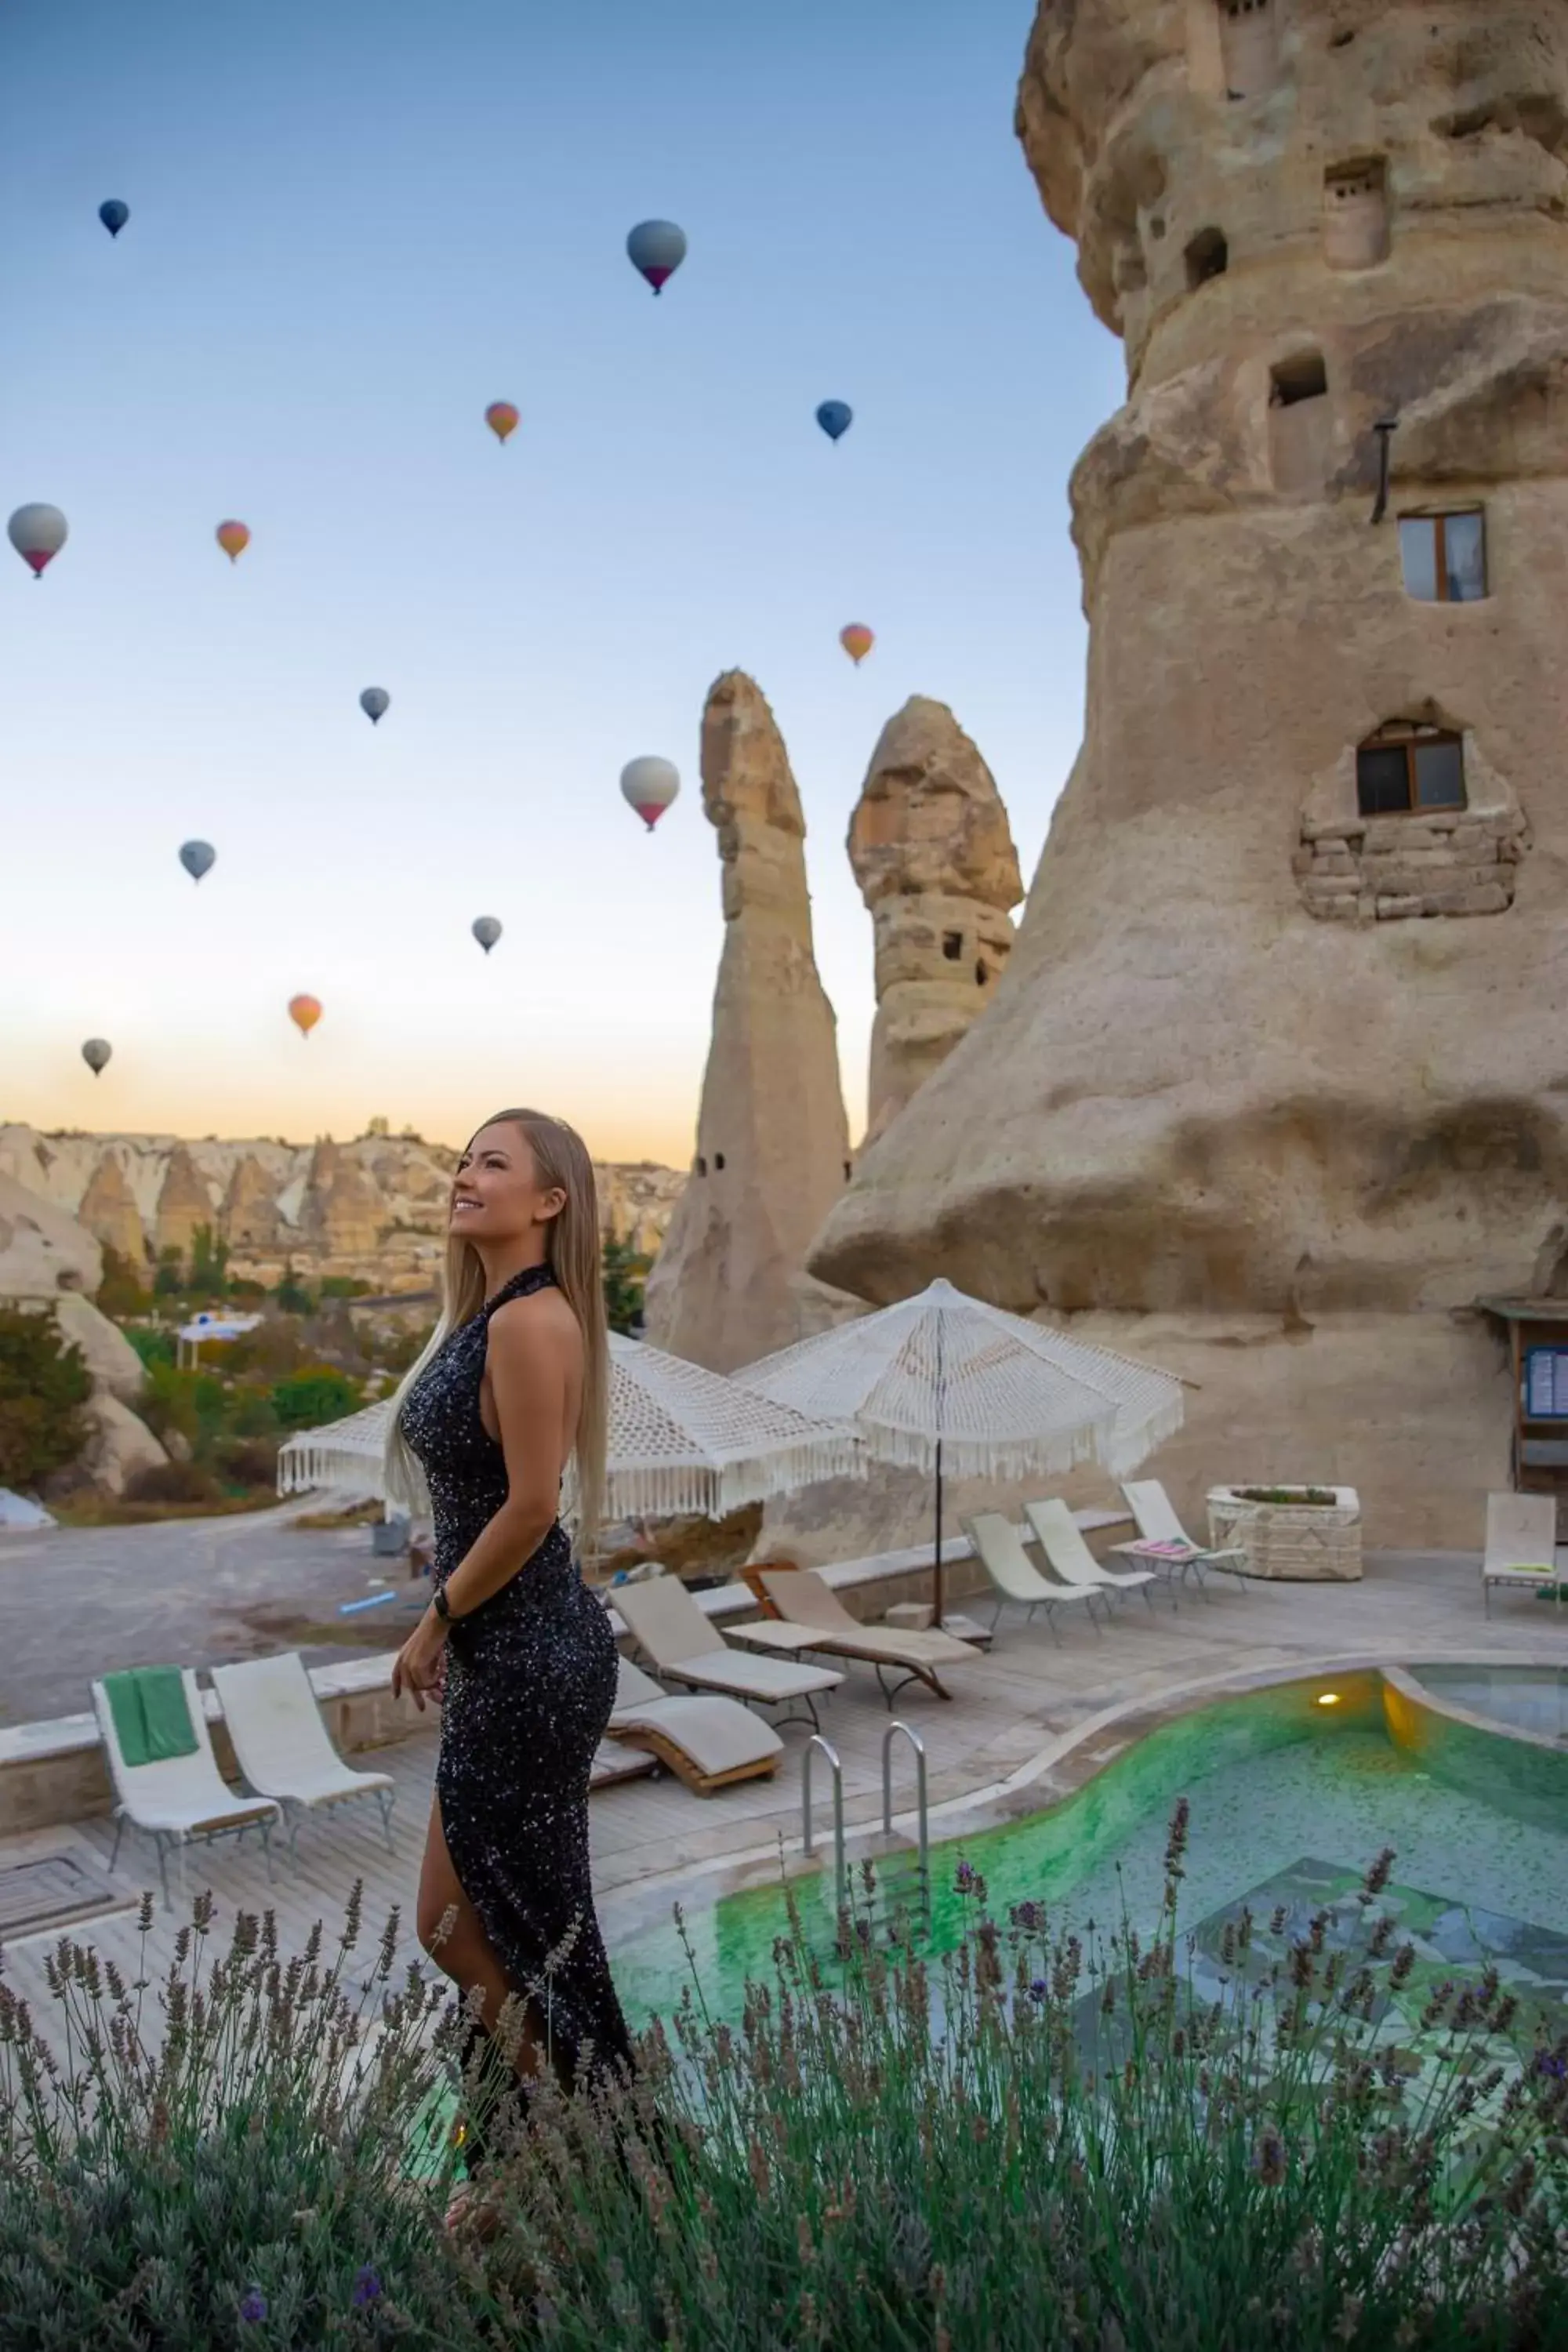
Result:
[399, 1263, 633, 2090]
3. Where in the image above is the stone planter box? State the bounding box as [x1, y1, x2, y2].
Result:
[1207, 1485, 1363, 1582]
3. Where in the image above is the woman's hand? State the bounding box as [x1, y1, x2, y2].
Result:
[391, 1608, 450, 1711]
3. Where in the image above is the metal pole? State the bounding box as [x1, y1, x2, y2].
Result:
[881, 1720, 928, 1889]
[933, 1304, 946, 1628]
[802, 1733, 844, 1896]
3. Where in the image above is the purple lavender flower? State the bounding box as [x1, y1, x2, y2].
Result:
[955, 1860, 975, 1892]
[1537, 2050, 1567, 2080]
[1011, 1900, 1045, 1934]
[352, 2267, 383, 2308]
[239, 2288, 268, 2323]
[1029, 1977, 1049, 2003]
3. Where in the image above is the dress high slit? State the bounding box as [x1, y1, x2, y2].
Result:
[399, 1263, 633, 2095]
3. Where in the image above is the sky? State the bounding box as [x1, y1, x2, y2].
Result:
[0, 0, 1123, 1169]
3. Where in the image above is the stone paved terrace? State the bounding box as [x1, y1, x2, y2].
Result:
[2, 1543, 1564, 2042]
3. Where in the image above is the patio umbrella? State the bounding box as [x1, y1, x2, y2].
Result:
[275, 1333, 864, 1527]
[733, 1278, 1185, 1626]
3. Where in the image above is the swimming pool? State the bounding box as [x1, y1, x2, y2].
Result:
[1411, 1662, 1568, 1744]
[608, 1668, 1568, 2028]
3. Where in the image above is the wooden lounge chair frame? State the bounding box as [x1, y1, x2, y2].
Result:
[744, 1570, 977, 1706]
[604, 1657, 782, 1795]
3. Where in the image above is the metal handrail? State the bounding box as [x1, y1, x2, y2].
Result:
[802, 1733, 845, 1895]
[881, 1719, 929, 1887]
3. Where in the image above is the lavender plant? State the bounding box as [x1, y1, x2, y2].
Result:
[2, 1816, 1566, 2350]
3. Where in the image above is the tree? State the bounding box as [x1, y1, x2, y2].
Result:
[153, 1246, 185, 1298]
[188, 1224, 230, 1301]
[270, 1366, 364, 1431]
[96, 1244, 150, 1318]
[273, 1265, 314, 1316]
[0, 1308, 93, 1490]
[602, 1230, 647, 1336]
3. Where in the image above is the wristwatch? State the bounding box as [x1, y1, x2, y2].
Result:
[433, 1584, 456, 1624]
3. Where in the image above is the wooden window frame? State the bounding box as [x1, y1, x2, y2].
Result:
[1356, 724, 1466, 818]
[1399, 508, 1486, 604]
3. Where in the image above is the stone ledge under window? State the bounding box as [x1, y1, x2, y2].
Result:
[1294, 806, 1529, 922]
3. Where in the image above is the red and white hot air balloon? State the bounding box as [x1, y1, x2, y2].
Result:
[619, 757, 680, 833]
[9, 504, 67, 579]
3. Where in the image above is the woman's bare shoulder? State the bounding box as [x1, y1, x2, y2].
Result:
[487, 1284, 582, 1359]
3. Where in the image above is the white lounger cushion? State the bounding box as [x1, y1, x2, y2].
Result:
[612, 1689, 783, 1773]
[966, 1511, 1098, 1606]
[1025, 1500, 1154, 1591]
[755, 1570, 978, 1661]
[210, 1654, 394, 1810]
[591, 1740, 659, 1788]
[1483, 1493, 1559, 1581]
[92, 1668, 278, 1837]
[614, 1576, 841, 1700]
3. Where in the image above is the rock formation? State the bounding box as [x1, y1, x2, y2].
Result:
[848, 698, 1022, 1141]
[0, 1173, 167, 1497]
[77, 1152, 146, 1264]
[808, 1, 1568, 1544]
[0, 1125, 687, 1294]
[153, 1145, 216, 1260]
[643, 671, 852, 1370]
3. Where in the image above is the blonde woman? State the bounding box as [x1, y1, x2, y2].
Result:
[387, 1109, 631, 2188]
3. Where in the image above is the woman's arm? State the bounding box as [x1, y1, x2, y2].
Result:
[440, 1291, 577, 1616]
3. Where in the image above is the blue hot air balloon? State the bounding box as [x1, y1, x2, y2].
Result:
[815, 401, 853, 443]
[178, 840, 216, 883]
[360, 687, 390, 725]
[99, 200, 129, 238]
[626, 220, 687, 295]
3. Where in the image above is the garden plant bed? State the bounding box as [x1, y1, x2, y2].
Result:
[1208, 1483, 1363, 1582]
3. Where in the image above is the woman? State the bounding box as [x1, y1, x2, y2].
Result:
[387, 1107, 633, 2200]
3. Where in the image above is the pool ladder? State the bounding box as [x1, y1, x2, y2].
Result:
[802, 1722, 930, 1925]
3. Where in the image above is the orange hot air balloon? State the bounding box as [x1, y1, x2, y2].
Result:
[288, 993, 322, 1038]
[216, 520, 251, 563]
[485, 401, 519, 445]
[840, 623, 875, 666]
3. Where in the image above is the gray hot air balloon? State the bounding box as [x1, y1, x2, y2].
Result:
[82, 1038, 112, 1076]
[179, 840, 216, 883]
[619, 755, 681, 832]
[471, 916, 503, 955]
[8, 503, 67, 579]
[626, 220, 687, 294]
[360, 687, 390, 724]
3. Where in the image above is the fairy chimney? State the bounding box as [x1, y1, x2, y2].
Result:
[77, 1152, 147, 1265]
[220, 1153, 281, 1254]
[642, 671, 851, 1370]
[808, 0, 1568, 1547]
[153, 1145, 216, 1260]
[849, 698, 1022, 1142]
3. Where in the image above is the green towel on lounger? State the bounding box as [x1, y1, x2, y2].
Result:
[103, 1667, 198, 1766]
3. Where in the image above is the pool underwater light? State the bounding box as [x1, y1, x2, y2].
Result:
[1317, 1691, 1341, 1707]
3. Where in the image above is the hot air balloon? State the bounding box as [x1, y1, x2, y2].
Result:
[815, 400, 853, 442]
[626, 220, 686, 295]
[288, 995, 322, 1039]
[485, 401, 519, 445]
[9, 504, 67, 579]
[179, 840, 216, 883]
[840, 624, 875, 666]
[82, 1038, 112, 1076]
[472, 916, 502, 954]
[359, 687, 390, 725]
[99, 200, 130, 238]
[216, 521, 250, 563]
[619, 756, 680, 833]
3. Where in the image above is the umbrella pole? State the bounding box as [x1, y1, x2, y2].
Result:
[933, 1437, 944, 1629]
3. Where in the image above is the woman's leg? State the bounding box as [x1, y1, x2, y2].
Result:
[416, 1798, 551, 2084]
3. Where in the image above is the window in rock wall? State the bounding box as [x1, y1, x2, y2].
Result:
[1271, 352, 1328, 406]
[1356, 722, 1467, 817]
[941, 931, 964, 961]
[1399, 510, 1487, 604]
[1186, 227, 1229, 288]
[695, 1156, 707, 1176]
[1219, 0, 1277, 97]
[1323, 159, 1390, 270]
[975, 960, 989, 988]
[713, 1152, 726, 1171]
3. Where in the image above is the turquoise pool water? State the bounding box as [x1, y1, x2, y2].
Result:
[1413, 1663, 1568, 1743]
[609, 1671, 1568, 2027]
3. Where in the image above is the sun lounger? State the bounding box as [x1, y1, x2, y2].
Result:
[1114, 1479, 1248, 1597]
[612, 1575, 842, 1730]
[604, 1656, 784, 1794]
[591, 1740, 659, 1790]
[1023, 1499, 1163, 1612]
[740, 1569, 978, 1705]
[1482, 1492, 1563, 1616]
[210, 1653, 396, 1861]
[964, 1511, 1120, 1636]
[92, 1666, 281, 1906]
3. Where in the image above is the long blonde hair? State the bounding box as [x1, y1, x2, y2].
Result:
[384, 1109, 609, 1554]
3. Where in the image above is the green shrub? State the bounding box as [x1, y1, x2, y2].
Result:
[124, 1323, 176, 1372]
[0, 1307, 93, 1490]
[212, 1437, 279, 1490]
[122, 1458, 223, 1507]
[602, 1230, 647, 1336]
[3, 1825, 1567, 2349]
[96, 1244, 151, 1317]
[139, 1362, 229, 1451]
[270, 1366, 364, 1431]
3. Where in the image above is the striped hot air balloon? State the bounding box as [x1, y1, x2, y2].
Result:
[216, 520, 250, 563]
[485, 401, 519, 445]
[288, 994, 322, 1038]
[840, 624, 875, 666]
